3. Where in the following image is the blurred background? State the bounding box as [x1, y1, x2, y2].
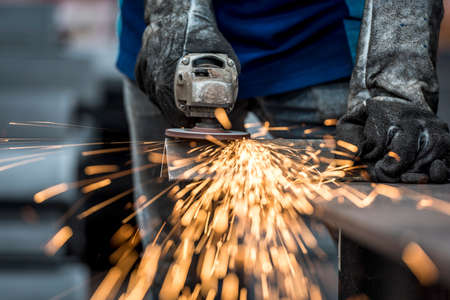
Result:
[0, 0, 448, 299]
[0, 1, 130, 299]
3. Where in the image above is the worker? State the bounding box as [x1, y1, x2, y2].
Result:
[116, 0, 449, 297]
[118, 0, 449, 186]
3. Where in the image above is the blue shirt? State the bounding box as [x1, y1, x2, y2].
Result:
[116, 0, 363, 98]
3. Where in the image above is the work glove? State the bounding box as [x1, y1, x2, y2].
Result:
[135, 0, 240, 128]
[337, 101, 450, 183]
[336, 0, 450, 183]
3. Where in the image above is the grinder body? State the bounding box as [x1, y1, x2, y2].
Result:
[166, 53, 249, 140]
[174, 53, 239, 119]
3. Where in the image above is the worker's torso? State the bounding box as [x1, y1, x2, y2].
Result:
[116, 0, 363, 98]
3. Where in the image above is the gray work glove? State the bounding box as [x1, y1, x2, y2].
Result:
[135, 0, 240, 128]
[338, 101, 450, 183]
[336, 0, 450, 183]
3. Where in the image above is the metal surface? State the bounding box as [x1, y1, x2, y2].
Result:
[314, 182, 450, 287]
[174, 53, 238, 118]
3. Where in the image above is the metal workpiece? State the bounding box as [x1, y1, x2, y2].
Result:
[174, 53, 239, 118]
[314, 182, 450, 299]
[162, 138, 333, 181]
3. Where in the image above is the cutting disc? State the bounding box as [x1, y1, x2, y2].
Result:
[165, 127, 250, 141]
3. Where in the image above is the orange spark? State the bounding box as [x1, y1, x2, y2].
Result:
[111, 224, 136, 247]
[417, 198, 450, 216]
[122, 184, 177, 224]
[222, 273, 239, 300]
[148, 153, 165, 164]
[92, 251, 139, 300]
[45, 226, 73, 255]
[205, 135, 227, 147]
[304, 128, 320, 135]
[78, 188, 134, 219]
[85, 165, 120, 175]
[134, 139, 354, 299]
[337, 140, 358, 153]
[388, 151, 401, 162]
[324, 119, 337, 126]
[215, 108, 232, 130]
[82, 147, 130, 156]
[34, 183, 69, 203]
[375, 184, 402, 201]
[92, 138, 383, 299]
[268, 126, 290, 131]
[239, 288, 247, 300]
[402, 242, 439, 286]
[82, 179, 111, 194]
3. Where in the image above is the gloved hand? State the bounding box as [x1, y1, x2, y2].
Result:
[337, 101, 450, 183]
[337, 0, 449, 183]
[135, 0, 240, 128]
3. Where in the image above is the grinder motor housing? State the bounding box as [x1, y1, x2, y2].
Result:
[174, 53, 239, 119]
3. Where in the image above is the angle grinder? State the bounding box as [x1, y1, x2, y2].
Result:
[165, 53, 249, 141]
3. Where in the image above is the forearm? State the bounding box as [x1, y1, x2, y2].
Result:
[144, 0, 214, 25]
[135, 0, 239, 128]
[142, 0, 229, 55]
[349, 0, 444, 113]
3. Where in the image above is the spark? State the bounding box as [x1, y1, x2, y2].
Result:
[92, 268, 123, 300]
[91, 250, 139, 300]
[402, 242, 439, 286]
[323, 119, 337, 126]
[82, 147, 130, 156]
[81, 179, 112, 194]
[111, 224, 136, 247]
[303, 127, 320, 135]
[34, 183, 69, 203]
[205, 135, 227, 147]
[76, 164, 156, 188]
[388, 151, 401, 162]
[85, 165, 120, 175]
[375, 184, 402, 201]
[122, 183, 177, 224]
[337, 140, 358, 153]
[222, 273, 239, 300]
[215, 108, 232, 130]
[268, 126, 291, 131]
[78, 188, 134, 219]
[239, 288, 247, 300]
[416, 197, 450, 216]
[44, 226, 73, 255]
[37, 164, 155, 206]
[125, 139, 355, 300]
